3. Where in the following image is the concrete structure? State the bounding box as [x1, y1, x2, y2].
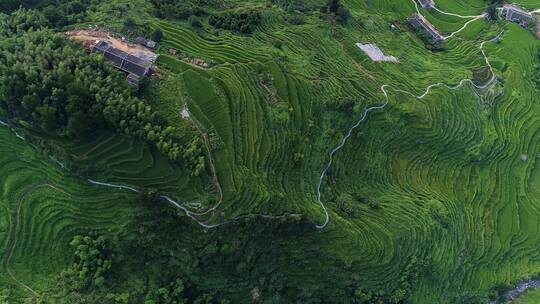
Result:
[501, 5, 535, 27]
[408, 13, 444, 44]
[135, 37, 157, 49]
[417, 0, 434, 9]
[92, 41, 151, 86]
[355, 43, 398, 62]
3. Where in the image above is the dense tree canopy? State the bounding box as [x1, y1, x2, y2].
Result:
[208, 11, 261, 34]
[0, 0, 99, 27]
[0, 9, 205, 172]
[149, 0, 207, 21]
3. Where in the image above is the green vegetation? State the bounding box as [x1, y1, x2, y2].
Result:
[208, 11, 261, 33]
[0, 13, 206, 172]
[515, 288, 540, 303]
[534, 49, 540, 89]
[321, 0, 351, 24]
[2, 0, 540, 303]
[149, 0, 208, 21]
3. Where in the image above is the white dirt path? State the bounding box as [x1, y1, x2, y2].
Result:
[314, 32, 502, 229]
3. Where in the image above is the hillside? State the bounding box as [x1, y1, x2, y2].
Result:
[1, 0, 540, 303]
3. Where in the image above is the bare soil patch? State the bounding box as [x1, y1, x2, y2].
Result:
[66, 29, 158, 62]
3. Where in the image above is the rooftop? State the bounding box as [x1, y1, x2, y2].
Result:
[92, 41, 152, 85]
[417, 0, 434, 9]
[408, 13, 444, 43]
[501, 4, 534, 25]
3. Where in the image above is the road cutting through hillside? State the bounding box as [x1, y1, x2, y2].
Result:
[411, 0, 485, 19]
[0, 29, 505, 231]
[1, 1, 537, 231]
[410, 0, 486, 41]
[314, 31, 503, 229]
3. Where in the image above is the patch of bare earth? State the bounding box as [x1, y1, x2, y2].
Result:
[66, 29, 158, 62]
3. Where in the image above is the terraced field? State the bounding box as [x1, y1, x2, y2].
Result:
[146, 0, 540, 301]
[0, 127, 139, 300]
[2, 0, 540, 302]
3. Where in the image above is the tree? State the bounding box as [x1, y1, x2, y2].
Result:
[0, 7, 49, 36]
[188, 15, 202, 28]
[0, 16, 201, 166]
[66, 234, 113, 290]
[336, 6, 350, 24]
[151, 28, 163, 42]
[42, 5, 64, 26]
[67, 111, 91, 136]
[138, 188, 161, 205]
[327, 0, 340, 13]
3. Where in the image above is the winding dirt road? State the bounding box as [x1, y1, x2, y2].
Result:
[314, 31, 503, 229]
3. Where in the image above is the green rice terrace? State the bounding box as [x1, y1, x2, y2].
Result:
[1, 0, 540, 303]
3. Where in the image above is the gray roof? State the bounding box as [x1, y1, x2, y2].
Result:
[104, 47, 128, 67]
[127, 73, 141, 86]
[93, 40, 110, 53]
[92, 41, 150, 77]
[135, 37, 147, 45]
[502, 5, 534, 25]
[135, 37, 157, 49]
[408, 13, 444, 43]
[417, 0, 434, 8]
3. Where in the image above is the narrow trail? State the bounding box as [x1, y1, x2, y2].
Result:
[85, 179, 222, 228]
[0, 1, 520, 231]
[173, 81, 224, 218]
[4, 183, 72, 297]
[432, 6, 483, 19]
[184, 106, 225, 217]
[314, 31, 503, 229]
[0, 32, 504, 231]
[488, 279, 540, 303]
[410, 0, 486, 40]
[0, 120, 301, 229]
[411, 0, 485, 19]
[87, 178, 300, 228]
[444, 15, 486, 40]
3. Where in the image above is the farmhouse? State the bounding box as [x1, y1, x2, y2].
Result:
[408, 13, 444, 44]
[417, 0, 434, 9]
[92, 40, 151, 86]
[500, 5, 535, 27]
[135, 36, 157, 49]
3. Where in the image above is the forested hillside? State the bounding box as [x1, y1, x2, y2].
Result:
[1, 0, 540, 303]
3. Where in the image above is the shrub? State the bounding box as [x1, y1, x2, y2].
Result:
[321, 0, 350, 24]
[272, 39, 283, 49]
[209, 11, 261, 34]
[188, 15, 202, 28]
[151, 28, 163, 42]
[287, 14, 305, 25]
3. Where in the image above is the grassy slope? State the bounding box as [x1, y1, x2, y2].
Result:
[0, 127, 139, 301]
[147, 0, 540, 301]
[515, 288, 540, 303]
[2, 0, 540, 302]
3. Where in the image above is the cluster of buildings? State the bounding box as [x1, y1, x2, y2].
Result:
[92, 41, 153, 86]
[500, 4, 535, 27]
[90, 35, 159, 87]
[408, 13, 444, 44]
[408, 1, 537, 46]
[417, 0, 434, 9]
